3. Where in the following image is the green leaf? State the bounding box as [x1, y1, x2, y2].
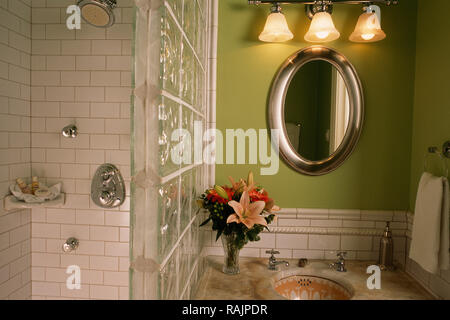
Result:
[215, 229, 223, 242]
[199, 217, 211, 227]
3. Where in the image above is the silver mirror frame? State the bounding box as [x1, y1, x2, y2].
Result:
[269, 46, 364, 176]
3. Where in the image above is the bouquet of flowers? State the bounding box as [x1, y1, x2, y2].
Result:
[198, 171, 279, 250]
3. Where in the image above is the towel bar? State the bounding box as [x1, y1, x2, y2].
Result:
[425, 141, 450, 177]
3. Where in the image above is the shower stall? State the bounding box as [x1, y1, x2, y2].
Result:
[0, 0, 217, 300]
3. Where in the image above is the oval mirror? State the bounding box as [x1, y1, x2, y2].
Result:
[269, 46, 364, 175]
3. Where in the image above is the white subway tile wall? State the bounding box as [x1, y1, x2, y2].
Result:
[0, 0, 32, 300]
[29, 0, 133, 300]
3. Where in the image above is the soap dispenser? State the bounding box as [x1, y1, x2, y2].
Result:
[378, 221, 395, 270]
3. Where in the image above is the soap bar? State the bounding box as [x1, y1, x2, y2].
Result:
[35, 188, 51, 198]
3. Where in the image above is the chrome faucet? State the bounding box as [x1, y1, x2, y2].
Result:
[329, 251, 347, 272]
[266, 249, 289, 270]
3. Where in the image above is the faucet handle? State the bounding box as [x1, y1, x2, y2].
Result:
[266, 249, 280, 256]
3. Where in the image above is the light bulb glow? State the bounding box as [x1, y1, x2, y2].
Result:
[316, 31, 330, 39]
[304, 12, 340, 43]
[349, 12, 386, 43]
[259, 12, 294, 43]
[362, 33, 375, 40]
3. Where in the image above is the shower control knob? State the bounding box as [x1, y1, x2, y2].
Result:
[62, 124, 78, 138]
[100, 190, 113, 205]
[91, 164, 125, 209]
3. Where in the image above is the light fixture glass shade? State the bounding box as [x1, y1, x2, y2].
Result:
[349, 12, 386, 43]
[304, 12, 340, 43]
[259, 12, 294, 43]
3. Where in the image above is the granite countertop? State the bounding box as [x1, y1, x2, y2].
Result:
[194, 256, 434, 300]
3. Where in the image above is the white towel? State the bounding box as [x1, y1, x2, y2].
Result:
[409, 172, 450, 274]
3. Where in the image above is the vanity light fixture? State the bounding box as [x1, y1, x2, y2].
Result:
[304, 1, 340, 43]
[249, 0, 398, 43]
[349, 5, 386, 43]
[259, 3, 294, 42]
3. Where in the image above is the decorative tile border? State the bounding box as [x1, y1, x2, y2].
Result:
[269, 208, 408, 236]
[265, 226, 399, 237]
[277, 208, 408, 221]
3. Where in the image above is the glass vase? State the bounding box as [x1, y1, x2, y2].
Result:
[221, 232, 240, 275]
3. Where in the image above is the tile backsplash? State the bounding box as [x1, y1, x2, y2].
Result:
[204, 208, 409, 267]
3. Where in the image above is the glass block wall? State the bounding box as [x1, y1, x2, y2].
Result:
[131, 0, 215, 299]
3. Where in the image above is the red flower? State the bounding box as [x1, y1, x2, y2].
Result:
[223, 187, 235, 200]
[206, 187, 235, 204]
[248, 189, 270, 203]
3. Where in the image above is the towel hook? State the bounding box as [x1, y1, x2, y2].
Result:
[424, 142, 449, 177]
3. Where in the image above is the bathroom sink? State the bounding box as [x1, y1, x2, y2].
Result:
[269, 264, 354, 300]
[274, 275, 352, 300]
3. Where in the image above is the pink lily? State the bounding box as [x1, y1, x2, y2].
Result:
[228, 176, 244, 192]
[226, 190, 267, 229]
[265, 198, 280, 212]
[228, 176, 256, 193]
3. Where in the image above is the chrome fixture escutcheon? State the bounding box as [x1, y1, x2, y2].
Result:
[91, 163, 126, 208]
[62, 124, 78, 138]
[62, 237, 79, 253]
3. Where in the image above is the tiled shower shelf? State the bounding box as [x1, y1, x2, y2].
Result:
[3, 194, 66, 211]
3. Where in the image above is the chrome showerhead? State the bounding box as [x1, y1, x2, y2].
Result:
[77, 0, 117, 28]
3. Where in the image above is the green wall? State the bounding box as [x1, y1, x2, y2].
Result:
[216, 0, 418, 210]
[409, 0, 450, 210]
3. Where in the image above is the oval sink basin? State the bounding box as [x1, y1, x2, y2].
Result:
[274, 274, 353, 300]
